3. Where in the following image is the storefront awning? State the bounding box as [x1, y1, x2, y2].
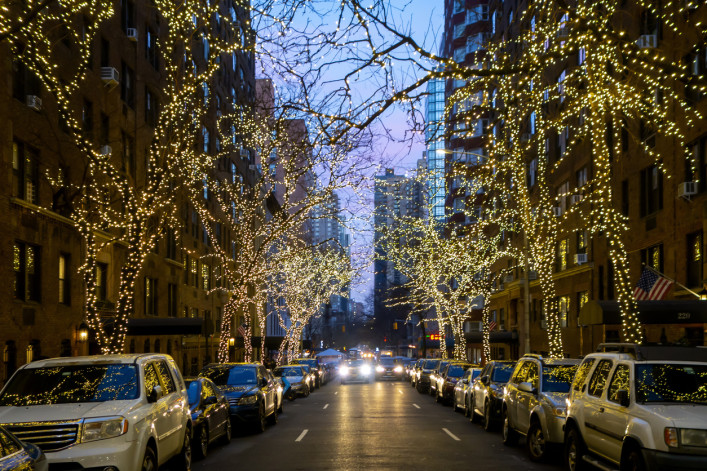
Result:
[464, 330, 519, 343]
[579, 300, 707, 326]
[127, 318, 204, 335]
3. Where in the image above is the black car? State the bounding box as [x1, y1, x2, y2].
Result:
[199, 363, 279, 433]
[410, 359, 425, 388]
[416, 359, 440, 393]
[470, 360, 516, 431]
[375, 357, 403, 381]
[436, 362, 478, 405]
[429, 360, 454, 396]
[185, 377, 231, 459]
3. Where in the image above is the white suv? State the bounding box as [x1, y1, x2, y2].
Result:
[564, 343, 707, 471]
[0, 354, 192, 471]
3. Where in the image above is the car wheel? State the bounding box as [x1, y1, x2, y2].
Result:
[526, 420, 546, 462]
[194, 426, 208, 460]
[453, 397, 460, 412]
[141, 446, 157, 471]
[565, 427, 586, 471]
[435, 389, 442, 403]
[502, 409, 518, 446]
[171, 427, 192, 471]
[277, 397, 284, 414]
[253, 404, 267, 434]
[623, 447, 646, 471]
[219, 419, 232, 445]
[483, 401, 495, 432]
[470, 394, 480, 423]
[304, 385, 310, 397]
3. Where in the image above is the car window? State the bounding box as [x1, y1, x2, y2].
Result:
[635, 364, 707, 404]
[462, 370, 471, 381]
[512, 361, 530, 384]
[573, 358, 595, 392]
[607, 364, 631, 404]
[0, 428, 21, 457]
[526, 362, 539, 389]
[588, 360, 613, 397]
[144, 363, 160, 396]
[155, 361, 176, 394]
[481, 364, 491, 377]
[541, 364, 578, 393]
[202, 380, 217, 399]
[491, 364, 514, 383]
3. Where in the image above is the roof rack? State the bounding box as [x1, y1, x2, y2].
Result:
[522, 353, 543, 360]
[596, 343, 707, 362]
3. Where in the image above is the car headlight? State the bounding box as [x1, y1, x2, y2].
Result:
[376, 366, 385, 373]
[394, 366, 403, 373]
[679, 428, 707, 447]
[238, 395, 258, 405]
[81, 417, 128, 443]
[340, 366, 349, 376]
[360, 365, 371, 375]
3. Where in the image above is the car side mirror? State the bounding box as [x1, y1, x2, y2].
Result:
[518, 382, 536, 394]
[480, 375, 489, 385]
[261, 378, 268, 387]
[617, 389, 630, 407]
[147, 385, 163, 403]
[204, 396, 218, 405]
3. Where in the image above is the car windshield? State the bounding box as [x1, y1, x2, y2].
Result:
[274, 367, 302, 377]
[541, 364, 578, 393]
[294, 359, 317, 368]
[186, 381, 200, 406]
[379, 358, 395, 366]
[471, 369, 482, 380]
[424, 360, 439, 369]
[635, 364, 707, 404]
[492, 364, 514, 383]
[201, 366, 257, 386]
[0, 364, 138, 405]
[449, 365, 469, 377]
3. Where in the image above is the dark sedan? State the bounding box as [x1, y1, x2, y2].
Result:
[199, 363, 279, 433]
[470, 360, 516, 431]
[415, 359, 440, 393]
[375, 357, 404, 381]
[436, 362, 478, 405]
[185, 377, 231, 459]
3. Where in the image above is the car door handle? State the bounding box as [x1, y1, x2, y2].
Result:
[599, 407, 605, 413]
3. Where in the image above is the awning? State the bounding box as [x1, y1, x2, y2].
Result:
[464, 330, 519, 343]
[127, 318, 204, 335]
[579, 300, 707, 326]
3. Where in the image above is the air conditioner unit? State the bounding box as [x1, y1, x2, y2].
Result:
[99, 145, 112, 156]
[126, 28, 138, 41]
[100, 67, 119, 85]
[466, 321, 482, 333]
[504, 274, 514, 283]
[528, 271, 538, 280]
[574, 253, 588, 265]
[25, 95, 42, 111]
[553, 206, 563, 217]
[678, 181, 697, 198]
[636, 34, 657, 49]
[557, 27, 569, 38]
[571, 194, 582, 205]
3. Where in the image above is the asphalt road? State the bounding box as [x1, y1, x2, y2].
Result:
[192, 378, 563, 471]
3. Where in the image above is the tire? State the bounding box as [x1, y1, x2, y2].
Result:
[304, 385, 310, 397]
[453, 397, 460, 412]
[526, 420, 547, 462]
[470, 394, 480, 423]
[171, 428, 192, 471]
[277, 397, 284, 414]
[623, 447, 646, 471]
[435, 390, 442, 403]
[194, 426, 208, 460]
[253, 404, 266, 434]
[463, 395, 471, 417]
[502, 409, 519, 446]
[483, 401, 495, 432]
[218, 419, 232, 445]
[565, 427, 586, 471]
[141, 446, 157, 471]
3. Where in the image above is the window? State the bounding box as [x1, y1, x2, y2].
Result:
[641, 243, 663, 273]
[191, 258, 198, 287]
[168, 283, 178, 317]
[12, 140, 39, 204]
[687, 231, 703, 287]
[528, 158, 537, 187]
[14, 242, 41, 301]
[166, 228, 177, 260]
[577, 291, 589, 318]
[578, 47, 586, 65]
[467, 5, 489, 23]
[146, 28, 158, 70]
[686, 137, 707, 193]
[145, 89, 158, 127]
[145, 277, 157, 316]
[587, 360, 613, 397]
[202, 263, 210, 291]
[607, 364, 630, 404]
[558, 70, 566, 103]
[557, 238, 569, 271]
[96, 262, 107, 301]
[59, 253, 70, 305]
[120, 0, 135, 31]
[640, 164, 663, 216]
[12, 60, 41, 102]
[453, 47, 466, 63]
[512, 361, 531, 384]
[453, 23, 466, 39]
[203, 126, 209, 153]
[155, 361, 176, 394]
[572, 358, 595, 392]
[452, 0, 463, 14]
[559, 295, 569, 328]
[577, 230, 588, 255]
[526, 362, 539, 390]
[143, 363, 159, 395]
[576, 167, 588, 188]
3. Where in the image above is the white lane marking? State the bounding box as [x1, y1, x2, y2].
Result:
[323, 403, 329, 409]
[295, 429, 308, 442]
[412, 403, 421, 409]
[443, 428, 461, 441]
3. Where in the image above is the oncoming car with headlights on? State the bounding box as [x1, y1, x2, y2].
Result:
[340, 360, 373, 384]
[375, 357, 404, 381]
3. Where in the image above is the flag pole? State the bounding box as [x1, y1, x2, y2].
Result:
[644, 265, 701, 299]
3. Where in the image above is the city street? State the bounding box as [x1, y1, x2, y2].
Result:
[192, 380, 562, 471]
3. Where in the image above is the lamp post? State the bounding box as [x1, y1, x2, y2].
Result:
[700, 287, 707, 301]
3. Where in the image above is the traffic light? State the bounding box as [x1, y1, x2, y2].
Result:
[393, 322, 398, 330]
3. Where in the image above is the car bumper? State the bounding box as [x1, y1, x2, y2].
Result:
[545, 414, 566, 444]
[643, 449, 707, 471]
[43, 437, 140, 471]
[228, 403, 260, 423]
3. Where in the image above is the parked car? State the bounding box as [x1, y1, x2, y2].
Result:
[416, 359, 441, 393]
[410, 359, 425, 388]
[502, 354, 580, 462]
[340, 359, 373, 384]
[375, 357, 404, 381]
[453, 367, 483, 414]
[436, 362, 477, 405]
[184, 377, 231, 459]
[470, 360, 516, 430]
[0, 426, 47, 471]
[273, 365, 311, 397]
[294, 364, 317, 391]
[0, 354, 192, 471]
[564, 343, 707, 471]
[431, 360, 459, 397]
[291, 358, 324, 388]
[265, 369, 283, 413]
[199, 363, 278, 433]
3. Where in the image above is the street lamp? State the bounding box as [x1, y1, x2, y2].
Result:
[228, 337, 235, 347]
[700, 287, 707, 301]
[77, 322, 89, 343]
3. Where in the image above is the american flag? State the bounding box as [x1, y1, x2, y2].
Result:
[633, 268, 673, 300]
[488, 321, 497, 331]
[237, 323, 247, 337]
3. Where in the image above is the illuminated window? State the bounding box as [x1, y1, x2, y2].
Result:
[14, 242, 41, 302]
[12, 140, 39, 205]
[145, 277, 157, 316]
[59, 253, 70, 305]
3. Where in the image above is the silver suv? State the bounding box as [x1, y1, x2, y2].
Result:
[564, 343, 707, 471]
[501, 354, 580, 461]
[0, 354, 192, 471]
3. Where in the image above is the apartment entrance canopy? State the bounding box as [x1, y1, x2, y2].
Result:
[127, 318, 204, 335]
[579, 300, 707, 326]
